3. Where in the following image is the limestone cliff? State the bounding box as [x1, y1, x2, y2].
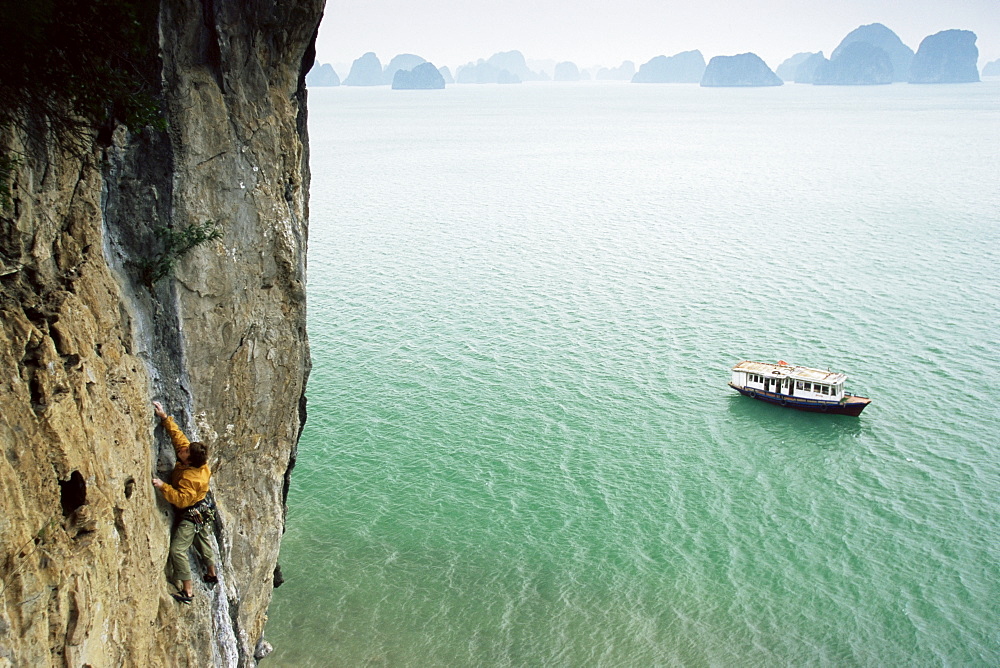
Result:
[0, 1, 322, 665]
[909, 30, 980, 83]
[554, 62, 582, 82]
[813, 42, 894, 85]
[306, 63, 342, 87]
[775, 52, 820, 82]
[343, 52, 385, 86]
[700, 53, 783, 87]
[632, 51, 706, 84]
[392, 63, 447, 90]
[383, 54, 429, 85]
[830, 23, 913, 83]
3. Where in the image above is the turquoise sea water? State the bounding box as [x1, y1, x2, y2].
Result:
[266, 82, 1000, 666]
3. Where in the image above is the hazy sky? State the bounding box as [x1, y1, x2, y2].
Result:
[314, 0, 1000, 72]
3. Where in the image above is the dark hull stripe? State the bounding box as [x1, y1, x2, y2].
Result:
[728, 383, 870, 416]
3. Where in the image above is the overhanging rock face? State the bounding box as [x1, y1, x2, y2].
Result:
[0, 1, 323, 665]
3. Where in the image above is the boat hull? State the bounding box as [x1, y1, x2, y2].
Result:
[728, 382, 870, 416]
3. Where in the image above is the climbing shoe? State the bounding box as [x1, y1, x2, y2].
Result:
[171, 592, 193, 604]
[203, 574, 218, 586]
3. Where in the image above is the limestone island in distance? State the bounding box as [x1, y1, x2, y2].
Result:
[306, 23, 986, 89]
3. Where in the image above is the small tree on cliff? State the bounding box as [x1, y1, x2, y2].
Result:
[136, 221, 224, 288]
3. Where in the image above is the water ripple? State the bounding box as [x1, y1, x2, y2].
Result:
[269, 82, 1000, 667]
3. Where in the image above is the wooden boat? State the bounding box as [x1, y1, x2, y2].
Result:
[729, 360, 871, 416]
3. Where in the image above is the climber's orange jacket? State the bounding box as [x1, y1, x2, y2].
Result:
[159, 416, 211, 509]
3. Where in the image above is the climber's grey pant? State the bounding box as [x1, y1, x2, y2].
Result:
[169, 519, 215, 581]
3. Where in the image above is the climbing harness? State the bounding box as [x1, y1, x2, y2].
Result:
[183, 496, 216, 530]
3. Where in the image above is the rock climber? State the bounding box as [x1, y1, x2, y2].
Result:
[151, 400, 219, 604]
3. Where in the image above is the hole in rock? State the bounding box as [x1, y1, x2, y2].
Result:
[114, 507, 127, 536]
[29, 373, 45, 408]
[59, 471, 87, 517]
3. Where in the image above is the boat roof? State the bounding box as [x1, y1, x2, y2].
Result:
[731, 360, 847, 384]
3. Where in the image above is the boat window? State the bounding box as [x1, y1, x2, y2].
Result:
[796, 381, 804, 389]
[821, 386, 829, 395]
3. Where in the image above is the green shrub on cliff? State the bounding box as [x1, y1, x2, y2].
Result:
[136, 221, 223, 287]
